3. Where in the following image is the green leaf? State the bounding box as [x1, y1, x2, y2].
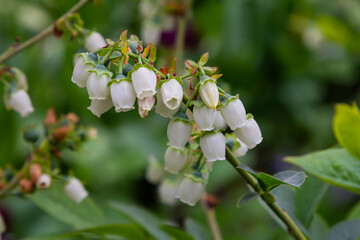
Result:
[237, 192, 259, 207]
[285, 148, 360, 194]
[24, 224, 146, 240]
[322, 219, 360, 240]
[333, 103, 360, 160]
[28, 180, 104, 228]
[169, 58, 177, 75]
[119, 30, 127, 42]
[160, 225, 195, 240]
[141, 43, 151, 58]
[184, 218, 210, 240]
[295, 176, 328, 227]
[308, 214, 329, 240]
[198, 52, 209, 66]
[347, 201, 360, 220]
[149, 44, 157, 62]
[109, 202, 169, 240]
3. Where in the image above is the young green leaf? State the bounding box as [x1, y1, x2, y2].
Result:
[119, 30, 128, 42]
[160, 225, 195, 240]
[333, 103, 360, 160]
[141, 43, 151, 58]
[149, 44, 157, 62]
[237, 192, 259, 207]
[169, 58, 177, 75]
[286, 148, 360, 194]
[198, 52, 209, 66]
[322, 219, 360, 240]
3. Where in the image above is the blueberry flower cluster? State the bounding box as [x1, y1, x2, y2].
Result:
[70, 30, 262, 206]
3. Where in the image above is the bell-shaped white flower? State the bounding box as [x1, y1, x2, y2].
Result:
[193, 105, 216, 131]
[200, 132, 226, 161]
[233, 138, 248, 157]
[110, 79, 136, 112]
[87, 98, 113, 118]
[175, 176, 206, 206]
[145, 155, 164, 184]
[85, 31, 107, 52]
[8, 89, 34, 117]
[234, 116, 262, 149]
[35, 174, 51, 189]
[167, 119, 193, 149]
[138, 96, 155, 118]
[214, 111, 227, 129]
[131, 66, 157, 99]
[164, 147, 188, 174]
[72, 56, 94, 88]
[155, 90, 180, 118]
[220, 98, 246, 130]
[87, 72, 111, 100]
[64, 177, 89, 203]
[158, 178, 179, 206]
[160, 78, 183, 110]
[198, 79, 219, 110]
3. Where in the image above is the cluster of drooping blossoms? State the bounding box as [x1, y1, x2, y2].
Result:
[0, 67, 34, 117]
[3, 109, 95, 203]
[69, 29, 262, 206]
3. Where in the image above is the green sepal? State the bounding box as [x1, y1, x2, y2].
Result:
[158, 76, 183, 88]
[198, 52, 209, 66]
[246, 113, 254, 120]
[203, 66, 218, 75]
[184, 171, 207, 184]
[107, 74, 131, 87]
[166, 145, 188, 154]
[129, 34, 139, 41]
[195, 75, 216, 91]
[184, 60, 199, 71]
[172, 112, 193, 124]
[127, 63, 155, 78]
[218, 94, 239, 108]
[78, 52, 97, 66]
[200, 129, 225, 137]
[189, 97, 206, 108]
[87, 65, 113, 78]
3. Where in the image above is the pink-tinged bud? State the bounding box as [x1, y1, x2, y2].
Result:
[19, 179, 33, 193]
[29, 164, 42, 183]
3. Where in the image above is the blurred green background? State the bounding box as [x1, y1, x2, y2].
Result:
[0, 0, 360, 239]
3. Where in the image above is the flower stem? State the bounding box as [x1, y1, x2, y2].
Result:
[0, 0, 91, 64]
[184, 89, 197, 110]
[225, 147, 307, 240]
[201, 193, 223, 240]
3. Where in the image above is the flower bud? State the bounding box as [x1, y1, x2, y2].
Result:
[233, 139, 248, 157]
[36, 174, 52, 189]
[175, 175, 206, 206]
[87, 72, 111, 100]
[164, 147, 188, 174]
[145, 155, 164, 184]
[214, 111, 227, 129]
[167, 119, 193, 149]
[8, 89, 34, 117]
[131, 66, 157, 99]
[110, 79, 136, 112]
[198, 79, 219, 110]
[220, 98, 246, 130]
[234, 116, 262, 149]
[85, 31, 106, 52]
[155, 90, 180, 118]
[193, 105, 216, 131]
[158, 178, 179, 206]
[19, 179, 33, 193]
[53, 125, 70, 141]
[87, 98, 113, 118]
[138, 96, 155, 118]
[200, 132, 226, 161]
[72, 56, 94, 88]
[29, 164, 42, 183]
[64, 178, 88, 203]
[160, 78, 183, 110]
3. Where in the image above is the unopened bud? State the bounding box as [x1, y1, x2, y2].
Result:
[53, 126, 70, 141]
[29, 164, 42, 183]
[66, 112, 79, 123]
[19, 179, 33, 193]
[45, 108, 57, 125]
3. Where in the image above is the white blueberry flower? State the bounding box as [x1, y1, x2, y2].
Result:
[233, 139, 248, 157]
[155, 90, 180, 118]
[234, 116, 262, 149]
[138, 96, 155, 118]
[160, 78, 183, 110]
[198, 78, 219, 110]
[200, 132, 226, 161]
[220, 97, 246, 130]
[145, 155, 164, 184]
[167, 118, 193, 149]
[87, 98, 113, 118]
[158, 178, 179, 206]
[8, 89, 34, 117]
[87, 71, 112, 100]
[214, 111, 227, 129]
[193, 104, 216, 131]
[35, 174, 51, 189]
[131, 66, 157, 99]
[110, 79, 136, 112]
[64, 178, 89, 203]
[175, 175, 206, 206]
[164, 147, 188, 174]
[85, 31, 107, 52]
[72, 55, 94, 88]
